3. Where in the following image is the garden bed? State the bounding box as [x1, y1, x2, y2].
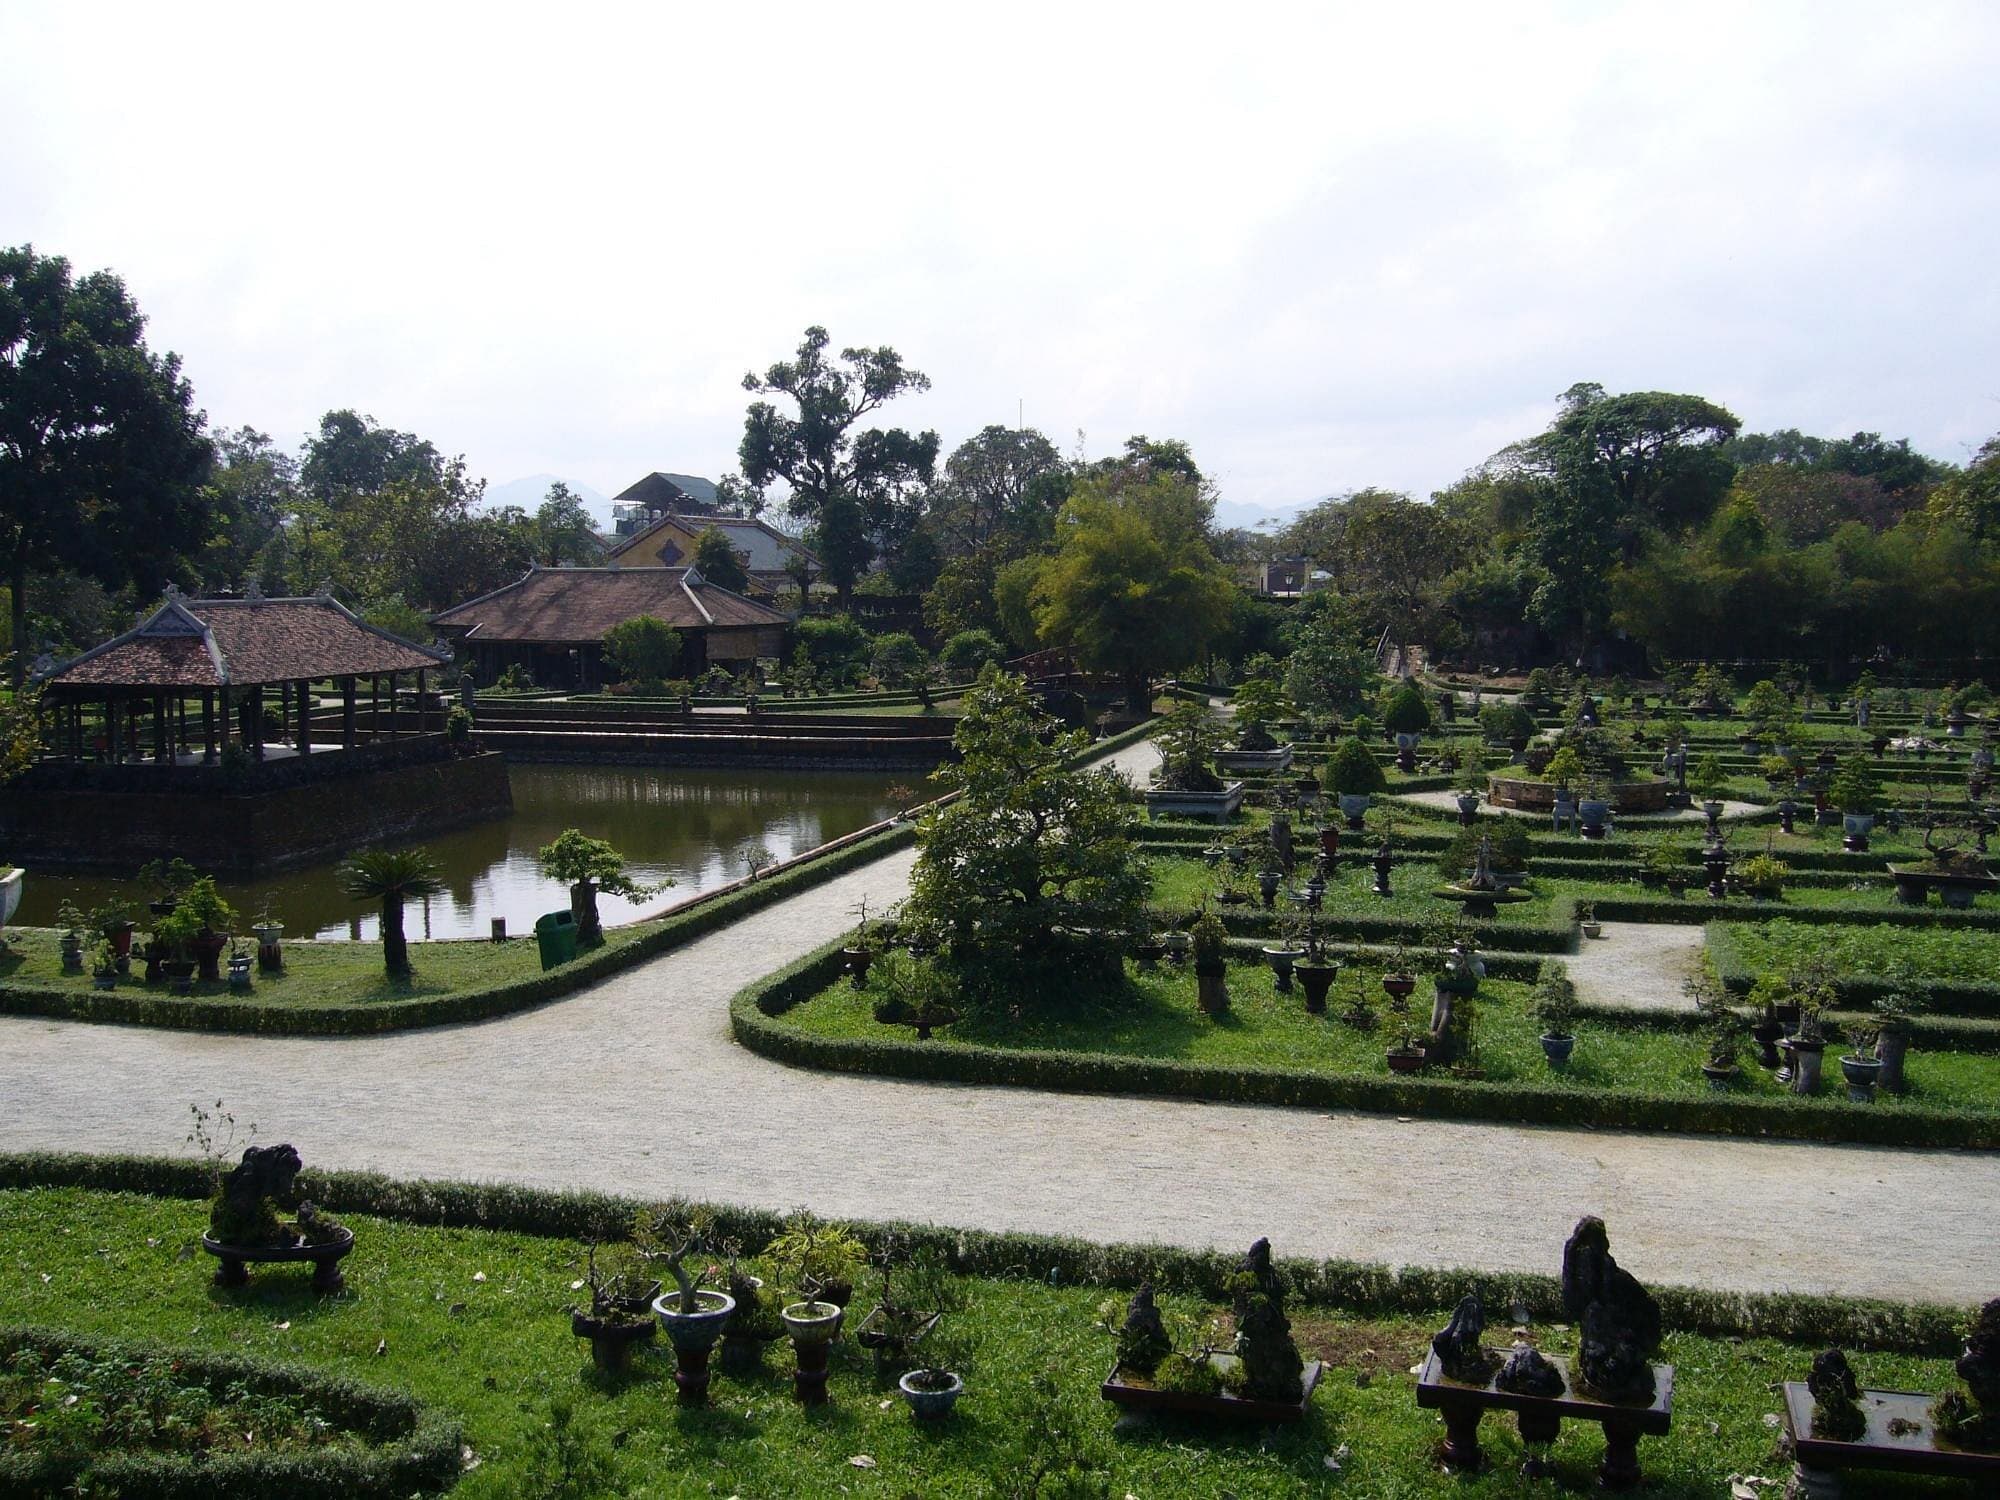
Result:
[0, 1183, 1980, 1498]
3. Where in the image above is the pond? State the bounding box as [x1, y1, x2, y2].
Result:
[15, 764, 910, 941]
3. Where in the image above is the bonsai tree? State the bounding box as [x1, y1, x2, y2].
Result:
[1435, 819, 1529, 880]
[536, 829, 667, 947]
[337, 845, 446, 978]
[1229, 673, 1292, 752]
[764, 1210, 867, 1308]
[1325, 736, 1387, 797]
[1827, 753, 1882, 817]
[1381, 681, 1432, 737]
[1153, 700, 1226, 791]
[1543, 744, 1585, 794]
[1689, 753, 1729, 804]
[138, 857, 199, 909]
[901, 668, 1146, 1003]
[1479, 700, 1535, 746]
[1533, 963, 1577, 1040]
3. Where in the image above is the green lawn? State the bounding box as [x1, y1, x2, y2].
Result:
[0, 1187, 1969, 1498]
[1713, 918, 2000, 985]
[0, 923, 653, 1011]
[783, 959, 2000, 1112]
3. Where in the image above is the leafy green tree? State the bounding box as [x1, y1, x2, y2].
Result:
[532, 481, 601, 566]
[900, 668, 1145, 1000]
[537, 828, 663, 946]
[930, 424, 1066, 554]
[601, 615, 682, 687]
[337, 846, 446, 978]
[736, 326, 939, 605]
[1030, 472, 1236, 709]
[199, 426, 297, 592]
[939, 627, 1005, 676]
[300, 409, 446, 501]
[1325, 736, 1387, 796]
[1281, 597, 1375, 718]
[0, 245, 214, 683]
[869, 630, 928, 687]
[1928, 433, 2000, 540]
[690, 526, 750, 593]
[793, 613, 868, 684]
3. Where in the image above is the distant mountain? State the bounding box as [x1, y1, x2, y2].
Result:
[483, 474, 613, 525]
[1213, 496, 1312, 535]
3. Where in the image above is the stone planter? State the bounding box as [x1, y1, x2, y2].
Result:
[1261, 945, 1305, 993]
[1578, 799, 1610, 839]
[842, 947, 875, 988]
[1783, 1038, 1826, 1095]
[1100, 1356, 1322, 1425]
[1701, 1061, 1741, 1092]
[203, 1225, 354, 1296]
[1487, 776, 1675, 814]
[1580, 920, 1603, 939]
[1337, 792, 1371, 830]
[1296, 961, 1339, 1014]
[190, 931, 228, 983]
[227, 953, 254, 991]
[1842, 812, 1875, 853]
[782, 1300, 845, 1406]
[1839, 1053, 1881, 1103]
[1888, 866, 1999, 908]
[0, 867, 21, 934]
[1195, 964, 1229, 1015]
[254, 922, 284, 972]
[898, 1369, 964, 1421]
[654, 1289, 737, 1405]
[1143, 781, 1247, 822]
[1455, 792, 1481, 826]
[1214, 744, 1293, 775]
[163, 959, 196, 994]
[1386, 1046, 1426, 1075]
[1540, 1032, 1576, 1069]
[1750, 1017, 1785, 1069]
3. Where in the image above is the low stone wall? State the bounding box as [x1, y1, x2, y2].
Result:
[1486, 775, 1675, 814]
[483, 728, 954, 772]
[0, 752, 513, 878]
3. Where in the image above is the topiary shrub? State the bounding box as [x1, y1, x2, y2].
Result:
[1326, 737, 1387, 796]
[1381, 682, 1433, 736]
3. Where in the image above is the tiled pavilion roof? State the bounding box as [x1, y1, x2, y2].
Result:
[432, 566, 788, 644]
[42, 591, 449, 690]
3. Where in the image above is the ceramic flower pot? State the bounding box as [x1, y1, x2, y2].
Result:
[898, 1369, 963, 1420]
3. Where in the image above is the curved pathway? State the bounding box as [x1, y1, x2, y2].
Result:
[1, 740, 1994, 1305]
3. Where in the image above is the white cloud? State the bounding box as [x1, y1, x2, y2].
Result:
[4, 0, 1995, 503]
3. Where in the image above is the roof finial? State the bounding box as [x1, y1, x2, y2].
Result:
[244, 578, 265, 602]
[315, 578, 337, 598]
[163, 582, 185, 601]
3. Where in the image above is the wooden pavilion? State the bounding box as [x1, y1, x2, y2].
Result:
[35, 587, 452, 769]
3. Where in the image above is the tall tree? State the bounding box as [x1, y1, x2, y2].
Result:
[0, 245, 213, 681]
[690, 526, 750, 592]
[1031, 471, 1236, 709]
[300, 409, 446, 502]
[736, 326, 939, 605]
[930, 424, 1065, 554]
[532, 480, 600, 566]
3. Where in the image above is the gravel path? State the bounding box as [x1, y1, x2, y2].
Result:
[1565, 922, 1707, 1012]
[2, 737, 1994, 1305]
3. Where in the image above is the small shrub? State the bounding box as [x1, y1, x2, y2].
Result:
[1325, 737, 1387, 796]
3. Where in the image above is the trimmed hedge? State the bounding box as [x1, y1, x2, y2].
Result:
[0, 1323, 460, 1498]
[735, 939, 2000, 1152]
[1707, 922, 2000, 1017]
[0, 1155, 1967, 1355]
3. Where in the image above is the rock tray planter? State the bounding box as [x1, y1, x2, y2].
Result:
[1100, 1356, 1322, 1425]
[1416, 1348, 1673, 1490]
[1486, 776, 1675, 815]
[1889, 865, 2000, 908]
[202, 1226, 354, 1297]
[1214, 744, 1294, 775]
[1782, 1381, 2000, 1494]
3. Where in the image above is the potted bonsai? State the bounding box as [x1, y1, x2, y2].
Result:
[899, 1324, 968, 1421]
[1690, 753, 1729, 830]
[570, 1241, 660, 1375]
[139, 857, 198, 917]
[1326, 735, 1387, 830]
[1828, 753, 1882, 852]
[1577, 776, 1611, 840]
[252, 897, 285, 973]
[88, 938, 118, 991]
[1641, 841, 1690, 898]
[1261, 913, 1306, 995]
[1872, 960, 1925, 1095]
[1533, 962, 1578, 1068]
[1146, 701, 1244, 820]
[843, 896, 878, 987]
[768, 1211, 867, 1406]
[717, 1243, 785, 1373]
[1544, 744, 1585, 823]
[857, 1242, 961, 1375]
[56, 901, 88, 972]
[180, 876, 236, 983]
[226, 938, 254, 991]
[1480, 699, 1535, 756]
[640, 1206, 736, 1406]
[1293, 913, 1339, 1015]
[1383, 948, 1424, 1073]
[1191, 907, 1230, 1016]
[92, 898, 136, 966]
[1577, 901, 1602, 940]
[1780, 972, 1831, 1096]
[1215, 673, 1295, 774]
[1839, 1020, 1882, 1103]
[153, 905, 203, 993]
[1701, 1010, 1744, 1091]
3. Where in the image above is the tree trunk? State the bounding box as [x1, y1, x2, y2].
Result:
[9, 555, 27, 690]
[1125, 669, 1150, 715]
[382, 895, 410, 977]
[572, 880, 602, 947]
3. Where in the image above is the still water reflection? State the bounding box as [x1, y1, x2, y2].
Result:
[18, 764, 906, 940]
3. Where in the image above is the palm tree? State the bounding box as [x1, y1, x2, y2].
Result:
[337, 846, 445, 978]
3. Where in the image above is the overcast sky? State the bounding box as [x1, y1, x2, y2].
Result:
[5, 1, 1997, 523]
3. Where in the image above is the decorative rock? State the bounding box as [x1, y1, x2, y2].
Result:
[1496, 1342, 1566, 1398]
[1116, 1284, 1170, 1376]
[1431, 1293, 1497, 1383]
[1808, 1348, 1865, 1441]
[1561, 1216, 1662, 1403]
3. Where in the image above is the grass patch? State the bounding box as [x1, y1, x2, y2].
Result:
[0, 1186, 1970, 1498]
[1713, 918, 2000, 985]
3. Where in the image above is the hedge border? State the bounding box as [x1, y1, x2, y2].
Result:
[0, 1155, 1967, 1355]
[0, 1323, 460, 1498]
[1707, 922, 2000, 1017]
[733, 938, 2000, 1151]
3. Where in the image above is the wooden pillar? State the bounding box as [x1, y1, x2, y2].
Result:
[152, 694, 168, 764]
[371, 675, 381, 741]
[341, 677, 357, 749]
[417, 668, 428, 734]
[201, 691, 216, 763]
[296, 680, 311, 753]
[250, 685, 265, 760]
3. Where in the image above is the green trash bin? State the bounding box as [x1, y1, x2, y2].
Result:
[534, 909, 578, 971]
